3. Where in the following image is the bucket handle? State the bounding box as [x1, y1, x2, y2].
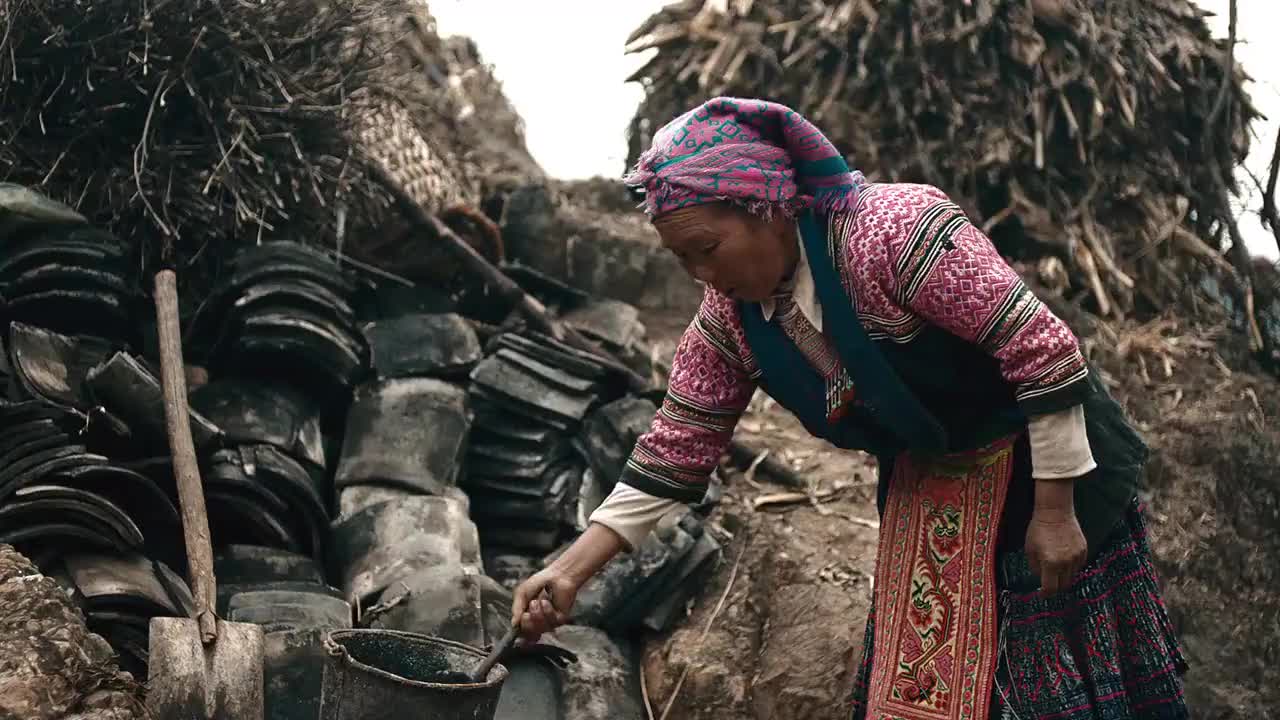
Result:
[322, 631, 353, 663]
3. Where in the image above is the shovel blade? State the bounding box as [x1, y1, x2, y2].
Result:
[147, 616, 266, 720]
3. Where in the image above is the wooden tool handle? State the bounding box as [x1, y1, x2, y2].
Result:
[470, 585, 561, 682]
[154, 268, 218, 644]
[470, 623, 520, 683]
[365, 160, 653, 393]
[423, 209, 651, 393]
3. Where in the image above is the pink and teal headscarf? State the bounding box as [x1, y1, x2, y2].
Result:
[624, 97, 867, 217]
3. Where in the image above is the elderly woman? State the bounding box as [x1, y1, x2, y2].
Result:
[512, 97, 1188, 719]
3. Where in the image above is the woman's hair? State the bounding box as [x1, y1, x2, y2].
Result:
[726, 197, 800, 222]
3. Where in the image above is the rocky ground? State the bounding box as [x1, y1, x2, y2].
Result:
[0, 545, 146, 720]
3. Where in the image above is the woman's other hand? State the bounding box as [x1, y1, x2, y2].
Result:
[1025, 478, 1087, 598]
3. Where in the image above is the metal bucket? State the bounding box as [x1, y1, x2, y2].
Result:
[319, 629, 507, 720]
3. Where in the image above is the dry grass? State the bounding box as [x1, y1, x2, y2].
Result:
[0, 0, 405, 290]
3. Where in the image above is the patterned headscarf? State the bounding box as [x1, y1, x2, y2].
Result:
[624, 97, 867, 218]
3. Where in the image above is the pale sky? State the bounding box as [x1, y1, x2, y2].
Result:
[431, 0, 1279, 260]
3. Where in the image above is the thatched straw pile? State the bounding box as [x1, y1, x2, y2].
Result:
[0, 0, 561, 308]
[625, 0, 1265, 347]
[0, 0, 396, 275]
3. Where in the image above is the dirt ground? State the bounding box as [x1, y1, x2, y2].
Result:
[1091, 319, 1280, 719]
[637, 303, 1280, 720]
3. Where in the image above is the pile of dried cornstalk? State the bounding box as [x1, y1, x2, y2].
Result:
[0, 0, 412, 295]
[626, 0, 1270, 352]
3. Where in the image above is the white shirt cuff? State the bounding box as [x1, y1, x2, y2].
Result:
[586, 481, 683, 551]
[1027, 405, 1097, 479]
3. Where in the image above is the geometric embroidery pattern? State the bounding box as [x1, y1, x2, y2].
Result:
[833, 184, 1088, 403]
[624, 183, 1089, 501]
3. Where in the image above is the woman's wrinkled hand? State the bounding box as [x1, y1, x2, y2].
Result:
[1025, 504, 1087, 598]
[510, 568, 580, 643]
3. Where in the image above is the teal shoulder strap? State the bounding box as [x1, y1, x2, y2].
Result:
[797, 210, 947, 452]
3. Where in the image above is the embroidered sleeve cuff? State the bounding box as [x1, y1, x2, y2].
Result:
[1015, 361, 1092, 416]
[587, 482, 684, 551]
[616, 459, 710, 505]
[1027, 405, 1097, 480]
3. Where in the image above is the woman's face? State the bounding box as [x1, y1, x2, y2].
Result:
[653, 203, 799, 302]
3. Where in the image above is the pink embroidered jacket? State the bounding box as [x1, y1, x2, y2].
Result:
[620, 183, 1090, 501]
